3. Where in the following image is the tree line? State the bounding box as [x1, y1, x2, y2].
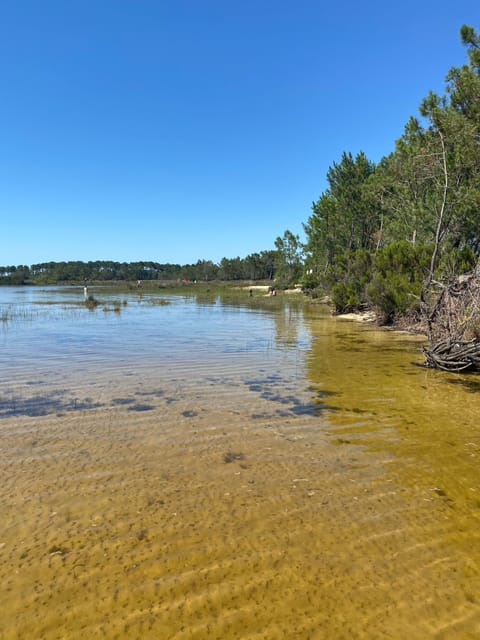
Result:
[0, 245, 302, 286]
[302, 25, 480, 325]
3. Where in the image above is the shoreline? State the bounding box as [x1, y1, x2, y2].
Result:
[336, 310, 377, 323]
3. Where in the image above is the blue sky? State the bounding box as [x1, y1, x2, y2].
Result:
[1, 1, 478, 266]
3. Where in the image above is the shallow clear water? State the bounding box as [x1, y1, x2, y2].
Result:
[1, 286, 311, 417]
[1, 287, 479, 639]
[0, 286, 308, 371]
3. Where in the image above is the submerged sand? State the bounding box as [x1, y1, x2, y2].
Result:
[2, 370, 480, 639]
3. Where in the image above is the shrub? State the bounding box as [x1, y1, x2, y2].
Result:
[329, 249, 373, 313]
[367, 273, 420, 324]
[438, 247, 477, 279]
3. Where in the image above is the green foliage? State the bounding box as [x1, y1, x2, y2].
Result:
[354, 243, 427, 322]
[369, 243, 430, 322]
[437, 247, 477, 279]
[373, 241, 430, 281]
[366, 273, 417, 324]
[326, 243, 430, 322]
[460, 24, 480, 69]
[327, 249, 373, 313]
[0, 265, 31, 284]
[331, 281, 363, 313]
[274, 230, 304, 287]
[305, 152, 379, 276]
[0, 251, 279, 286]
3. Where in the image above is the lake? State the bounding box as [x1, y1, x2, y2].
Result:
[1, 286, 479, 639]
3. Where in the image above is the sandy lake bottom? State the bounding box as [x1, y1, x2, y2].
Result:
[1, 292, 480, 639]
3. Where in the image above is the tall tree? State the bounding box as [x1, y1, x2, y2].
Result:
[303, 191, 337, 272]
[326, 151, 377, 252]
[304, 151, 377, 276]
[274, 230, 304, 286]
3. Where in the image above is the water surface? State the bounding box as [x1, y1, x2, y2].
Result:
[1, 287, 479, 639]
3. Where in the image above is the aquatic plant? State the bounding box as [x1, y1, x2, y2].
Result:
[101, 300, 127, 313]
[85, 295, 100, 310]
[0, 304, 40, 323]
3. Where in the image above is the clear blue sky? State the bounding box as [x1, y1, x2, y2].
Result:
[1, 1, 478, 266]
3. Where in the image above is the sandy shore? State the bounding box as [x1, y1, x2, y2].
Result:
[239, 285, 303, 295]
[336, 310, 377, 322]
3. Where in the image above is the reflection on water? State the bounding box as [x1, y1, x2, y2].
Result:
[1, 288, 480, 639]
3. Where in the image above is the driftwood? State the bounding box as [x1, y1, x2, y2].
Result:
[423, 338, 480, 372]
[422, 267, 480, 372]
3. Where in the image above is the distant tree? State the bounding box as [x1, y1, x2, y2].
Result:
[303, 191, 337, 275]
[274, 230, 304, 286]
[191, 259, 219, 281]
[257, 250, 277, 280]
[244, 252, 262, 280]
[218, 256, 246, 280]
